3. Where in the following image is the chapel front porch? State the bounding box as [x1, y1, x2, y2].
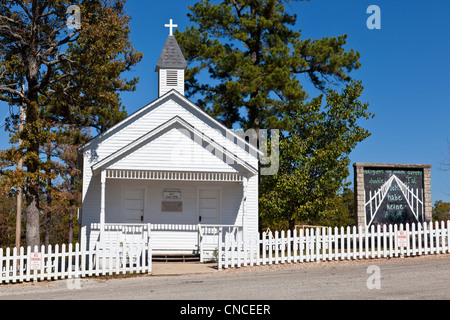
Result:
[80, 223, 244, 262]
[82, 168, 253, 261]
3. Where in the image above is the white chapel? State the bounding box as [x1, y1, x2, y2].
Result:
[77, 20, 260, 260]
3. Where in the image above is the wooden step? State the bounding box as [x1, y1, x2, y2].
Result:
[152, 254, 201, 263]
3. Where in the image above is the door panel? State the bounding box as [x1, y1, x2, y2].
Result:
[198, 189, 220, 224]
[123, 188, 145, 223]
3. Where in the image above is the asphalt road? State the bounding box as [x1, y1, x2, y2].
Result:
[2, 254, 450, 302]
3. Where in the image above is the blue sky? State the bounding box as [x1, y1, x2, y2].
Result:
[1, 0, 449, 202]
[122, 0, 450, 203]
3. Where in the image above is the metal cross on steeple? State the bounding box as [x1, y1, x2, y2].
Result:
[165, 19, 178, 36]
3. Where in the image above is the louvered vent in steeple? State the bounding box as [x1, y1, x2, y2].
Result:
[155, 20, 187, 97]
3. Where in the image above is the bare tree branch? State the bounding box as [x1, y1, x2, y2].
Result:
[0, 25, 28, 45]
[14, 0, 33, 21]
[0, 86, 29, 103]
[0, 15, 19, 24]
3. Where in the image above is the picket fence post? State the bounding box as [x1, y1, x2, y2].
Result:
[286, 230, 291, 263]
[260, 232, 265, 265]
[235, 237, 241, 268]
[405, 224, 411, 257]
[268, 232, 273, 265]
[327, 227, 333, 261]
[447, 221, 450, 254]
[255, 232, 260, 266]
[274, 231, 278, 265]
[339, 227, 344, 260]
[315, 228, 321, 262]
[322, 228, 327, 261]
[335, 227, 340, 260]
[306, 229, 312, 262]
[223, 236, 229, 269]
[424, 222, 429, 255]
[444, 221, 449, 254]
[218, 233, 223, 271]
[299, 229, 304, 263]
[411, 223, 416, 256]
[433, 221, 438, 255]
[429, 222, 434, 255]
[292, 229, 298, 263]
[435, 221, 441, 254]
[5, 248, 10, 283]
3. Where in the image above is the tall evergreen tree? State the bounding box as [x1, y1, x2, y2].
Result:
[0, 0, 142, 247]
[177, 0, 361, 131]
[177, 0, 373, 228]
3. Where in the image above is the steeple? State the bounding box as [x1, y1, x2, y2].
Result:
[156, 19, 187, 97]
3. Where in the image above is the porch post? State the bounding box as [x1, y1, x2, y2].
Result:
[100, 170, 106, 229]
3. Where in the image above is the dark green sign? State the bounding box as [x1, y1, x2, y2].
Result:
[363, 168, 424, 228]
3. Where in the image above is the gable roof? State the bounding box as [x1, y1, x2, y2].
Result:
[155, 35, 187, 71]
[78, 89, 262, 158]
[91, 116, 258, 175]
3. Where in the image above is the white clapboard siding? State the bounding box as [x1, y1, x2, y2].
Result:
[218, 221, 450, 270]
[245, 175, 259, 237]
[85, 97, 258, 170]
[108, 126, 238, 173]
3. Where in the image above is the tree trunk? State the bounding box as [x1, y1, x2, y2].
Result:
[69, 175, 75, 244]
[44, 180, 52, 247]
[24, 95, 41, 248]
[68, 208, 74, 245]
[16, 91, 25, 250]
[25, 186, 40, 249]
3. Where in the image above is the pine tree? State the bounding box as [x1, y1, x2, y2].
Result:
[176, 0, 361, 131]
[177, 0, 373, 229]
[0, 0, 142, 247]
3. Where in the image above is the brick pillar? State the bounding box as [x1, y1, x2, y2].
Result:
[423, 166, 432, 222]
[353, 164, 366, 228]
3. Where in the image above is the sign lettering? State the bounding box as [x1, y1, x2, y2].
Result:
[30, 252, 42, 271]
[364, 168, 424, 228]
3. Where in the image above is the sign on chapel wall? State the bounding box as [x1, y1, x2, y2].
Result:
[162, 189, 182, 212]
[353, 163, 432, 228]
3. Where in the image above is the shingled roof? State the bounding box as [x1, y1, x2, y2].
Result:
[155, 35, 187, 71]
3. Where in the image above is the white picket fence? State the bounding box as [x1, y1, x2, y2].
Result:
[0, 232, 152, 284]
[218, 221, 450, 270]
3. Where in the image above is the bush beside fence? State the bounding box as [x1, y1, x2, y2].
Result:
[218, 221, 450, 270]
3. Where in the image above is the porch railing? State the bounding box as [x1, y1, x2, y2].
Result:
[85, 223, 243, 262]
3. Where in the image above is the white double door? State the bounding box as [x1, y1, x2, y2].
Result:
[122, 186, 221, 225]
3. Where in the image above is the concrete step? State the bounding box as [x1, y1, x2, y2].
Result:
[152, 254, 201, 263]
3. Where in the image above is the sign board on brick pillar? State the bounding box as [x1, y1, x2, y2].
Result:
[353, 163, 432, 229]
